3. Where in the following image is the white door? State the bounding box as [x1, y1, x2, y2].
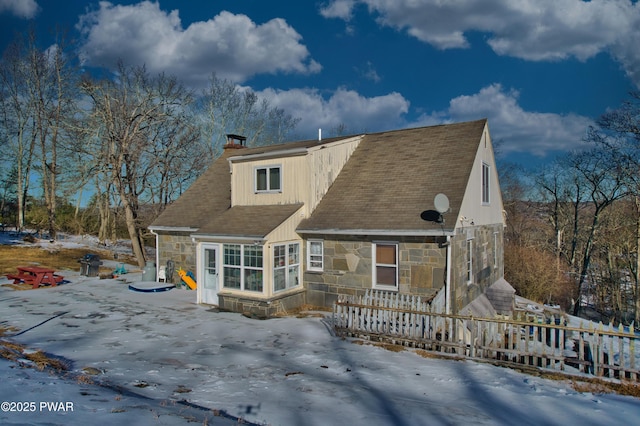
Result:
[200, 244, 219, 305]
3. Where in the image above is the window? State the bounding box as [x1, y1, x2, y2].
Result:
[223, 244, 241, 289]
[373, 242, 398, 289]
[255, 166, 281, 192]
[307, 240, 323, 272]
[493, 232, 499, 268]
[482, 162, 490, 204]
[244, 245, 263, 292]
[274, 242, 300, 292]
[466, 239, 473, 284]
[223, 244, 263, 292]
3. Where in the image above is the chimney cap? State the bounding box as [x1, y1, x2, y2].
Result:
[224, 134, 247, 150]
[226, 134, 247, 142]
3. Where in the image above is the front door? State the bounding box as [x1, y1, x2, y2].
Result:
[199, 244, 219, 305]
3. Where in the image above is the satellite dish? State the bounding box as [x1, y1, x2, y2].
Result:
[434, 193, 450, 214]
[420, 210, 442, 223]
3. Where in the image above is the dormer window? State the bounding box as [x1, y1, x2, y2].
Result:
[255, 165, 281, 192]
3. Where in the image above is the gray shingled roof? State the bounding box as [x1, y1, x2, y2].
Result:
[150, 136, 345, 231]
[194, 204, 303, 238]
[297, 119, 487, 234]
[149, 149, 234, 229]
[151, 119, 487, 237]
[226, 135, 347, 160]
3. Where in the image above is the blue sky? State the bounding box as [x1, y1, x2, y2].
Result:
[1, 0, 638, 168]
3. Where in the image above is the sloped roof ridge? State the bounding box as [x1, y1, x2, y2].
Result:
[234, 134, 353, 157]
[360, 118, 488, 138]
[297, 118, 488, 233]
[237, 118, 487, 155]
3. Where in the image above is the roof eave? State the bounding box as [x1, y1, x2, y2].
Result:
[190, 234, 267, 243]
[149, 226, 199, 233]
[227, 147, 308, 163]
[296, 228, 455, 237]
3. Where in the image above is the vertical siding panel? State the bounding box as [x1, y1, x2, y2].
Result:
[230, 137, 361, 210]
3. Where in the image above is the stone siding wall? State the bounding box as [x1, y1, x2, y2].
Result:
[303, 235, 445, 309]
[156, 232, 196, 284]
[156, 225, 505, 316]
[218, 289, 306, 318]
[450, 224, 504, 314]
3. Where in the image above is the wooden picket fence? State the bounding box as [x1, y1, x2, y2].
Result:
[333, 290, 640, 381]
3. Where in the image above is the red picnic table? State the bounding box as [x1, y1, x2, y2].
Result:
[6, 266, 64, 289]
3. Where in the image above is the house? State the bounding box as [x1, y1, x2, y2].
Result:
[149, 119, 514, 318]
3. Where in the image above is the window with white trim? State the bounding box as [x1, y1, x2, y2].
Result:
[373, 242, 398, 289]
[481, 162, 490, 204]
[222, 244, 263, 292]
[466, 238, 473, 284]
[274, 242, 300, 292]
[307, 240, 324, 272]
[255, 165, 281, 192]
[493, 232, 499, 268]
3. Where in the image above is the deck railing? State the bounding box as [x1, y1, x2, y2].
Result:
[333, 290, 639, 381]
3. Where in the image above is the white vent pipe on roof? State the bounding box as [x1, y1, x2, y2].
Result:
[318, 128, 322, 141]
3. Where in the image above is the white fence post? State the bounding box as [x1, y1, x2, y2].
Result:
[333, 290, 640, 381]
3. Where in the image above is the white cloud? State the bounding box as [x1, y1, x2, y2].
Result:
[413, 84, 594, 157]
[319, 0, 357, 20]
[256, 87, 409, 137]
[0, 0, 39, 18]
[321, 0, 640, 87]
[258, 83, 591, 157]
[357, 61, 381, 83]
[76, 1, 320, 86]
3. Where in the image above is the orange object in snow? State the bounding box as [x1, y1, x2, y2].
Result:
[178, 268, 197, 290]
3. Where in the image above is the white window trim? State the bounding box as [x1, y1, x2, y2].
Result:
[481, 162, 490, 205]
[307, 240, 324, 272]
[222, 244, 264, 293]
[466, 238, 473, 284]
[254, 165, 282, 193]
[493, 232, 499, 269]
[273, 241, 301, 292]
[372, 242, 399, 291]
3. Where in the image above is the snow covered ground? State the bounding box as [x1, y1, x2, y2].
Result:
[1, 233, 639, 425]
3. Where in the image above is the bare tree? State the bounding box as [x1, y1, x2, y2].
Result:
[536, 158, 590, 271]
[199, 73, 299, 155]
[593, 91, 640, 323]
[502, 162, 576, 309]
[80, 63, 198, 267]
[592, 200, 637, 322]
[566, 147, 628, 315]
[26, 32, 78, 239]
[0, 38, 37, 231]
[0, 30, 80, 238]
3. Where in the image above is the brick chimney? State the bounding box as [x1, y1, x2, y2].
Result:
[224, 134, 247, 150]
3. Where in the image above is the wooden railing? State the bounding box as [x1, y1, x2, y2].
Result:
[333, 290, 640, 381]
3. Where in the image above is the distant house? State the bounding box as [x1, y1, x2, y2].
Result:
[149, 119, 514, 318]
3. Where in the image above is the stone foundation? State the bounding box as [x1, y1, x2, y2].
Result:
[218, 288, 306, 318]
